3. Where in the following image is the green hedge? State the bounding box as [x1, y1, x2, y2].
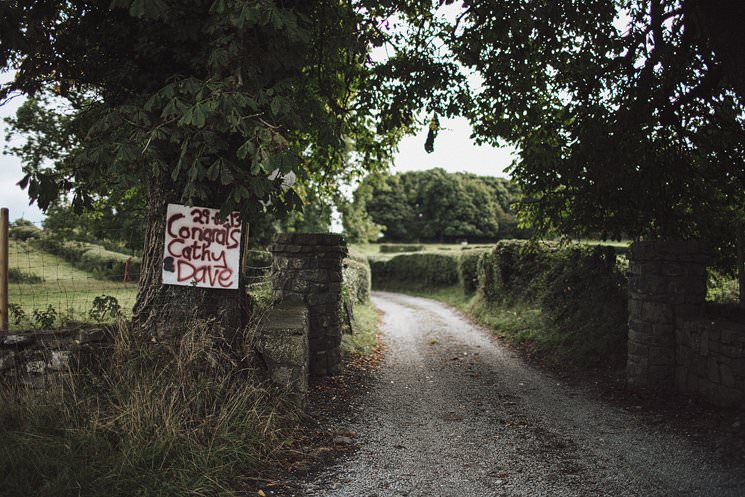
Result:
[31, 237, 140, 281]
[476, 240, 628, 366]
[362, 239, 628, 366]
[370, 253, 459, 290]
[477, 241, 555, 304]
[378, 244, 424, 254]
[8, 267, 44, 284]
[458, 250, 487, 294]
[9, 225, 42, 241]
[343, 257, 371, 304]
[539, 246, 627, 365]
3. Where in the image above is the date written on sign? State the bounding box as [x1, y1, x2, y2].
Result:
[162, 203, 242, 289]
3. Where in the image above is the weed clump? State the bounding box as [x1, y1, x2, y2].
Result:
[0, 321, 297, 497]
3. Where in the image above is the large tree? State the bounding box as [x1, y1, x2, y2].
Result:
[1, 0, 460, 337]
[356, 169, 522, 243]
[445, 0, 745, 247]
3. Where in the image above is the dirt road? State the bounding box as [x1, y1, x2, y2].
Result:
[298, 292, 745, 496]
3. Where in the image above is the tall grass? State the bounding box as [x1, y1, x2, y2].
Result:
[341, 301, 380, 356]
[0, 321, 298, 497]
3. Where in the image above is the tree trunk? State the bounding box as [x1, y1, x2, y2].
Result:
[132, 173, 250, 344]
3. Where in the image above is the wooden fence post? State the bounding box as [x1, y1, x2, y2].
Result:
[0, 208, 8, 332]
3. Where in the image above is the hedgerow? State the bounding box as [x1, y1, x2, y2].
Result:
[32, 237, 140, 281]
[477, 240, 555, 304]
[8, 267, 44, 284]
[366, 240, 628, 367]
[343, 257, 372, 304]
[378, 244, 424, 254]
[475, 241, 628, 366]
[9, 224, 43, 241]
[370, 253, 460, 289]
[458, 250, 486, 294]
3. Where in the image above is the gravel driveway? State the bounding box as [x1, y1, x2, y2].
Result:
[298, 292, 745, 497]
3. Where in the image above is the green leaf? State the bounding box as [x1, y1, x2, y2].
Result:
[270, 96, 282, 116]
[232, 185, 250, 202]
[236, 140, 255, 160]
[209, 0, 226, 14]
[207, 160, 222, 181]
[178, 107, 193, 127]
[188, 163, 199, 181]
[220, 167, 234, 185]
[192, 103, 206, 128]
[128, 0, 145, 17]
[162, 98, 181, 119]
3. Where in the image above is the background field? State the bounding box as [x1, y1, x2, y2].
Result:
[8, 239, 138, 329]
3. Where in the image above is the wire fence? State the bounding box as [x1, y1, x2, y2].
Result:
[3, 219, 272, 331]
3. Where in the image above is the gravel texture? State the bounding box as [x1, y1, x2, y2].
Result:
[297, 292, 745, 497]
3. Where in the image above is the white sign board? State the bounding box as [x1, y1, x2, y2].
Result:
[162, 204, 242, 289]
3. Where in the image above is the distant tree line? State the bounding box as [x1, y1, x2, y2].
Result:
[343, 168, 527, 243]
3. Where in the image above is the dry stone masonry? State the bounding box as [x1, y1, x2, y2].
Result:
[255, 302, 309, 405]
[270, 233, 347, 377]
[628, 240, 745, 408]
[627, 240, 708, 387]
[0, 327, 110, 389]
[676, 318, 745, 407]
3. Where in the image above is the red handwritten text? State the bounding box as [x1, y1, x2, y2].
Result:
[162, 205, 242, 289]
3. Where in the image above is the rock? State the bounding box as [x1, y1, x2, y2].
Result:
[26, 360, 46, 374]
[333, 436, 354, 445]
[2, 334, 33, 346]
[49, 350, 72, 371]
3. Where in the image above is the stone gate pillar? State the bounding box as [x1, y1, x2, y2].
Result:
[627, 240, 708, 387]
[270, 233, 347, 377]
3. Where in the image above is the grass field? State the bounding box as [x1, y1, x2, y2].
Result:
[352, 242, 495, 262]
[352, 239, 631, 262]
[7, 239, 138, 329]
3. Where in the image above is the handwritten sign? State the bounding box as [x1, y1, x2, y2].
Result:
[162, 204, 242, 289]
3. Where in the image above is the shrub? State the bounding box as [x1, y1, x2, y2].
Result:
[244, 250, 273, 279]
[9, 224, 42, 241]
[343, 257, 372, 304]
[81, 246, 140, 280]
[370, 253, 459, 290]
[475, 241, 627, 366]
[539, 246, 628, 367]
[477, 240, 555, 304]
[31, 237, 141, 281]
[458, 250, 486, 294]
[8, 267, 44, 284]
[477, 249, 498, 301]
[707, 269, 739, 304]
[378, 244, 424, 254]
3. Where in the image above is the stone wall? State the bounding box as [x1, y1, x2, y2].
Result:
[0, 327, 111, 389]
[255, 302, 309, 406]
[627, 240, 708, 387]
[628, 240, 745, 408]
[676, 317, 745, 408]
[270, 233, 347, 377]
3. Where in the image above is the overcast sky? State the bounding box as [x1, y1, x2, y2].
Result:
[0, 73, 514, 224]
[393, 117, 514, 177]
[0, 72, 44, 224]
